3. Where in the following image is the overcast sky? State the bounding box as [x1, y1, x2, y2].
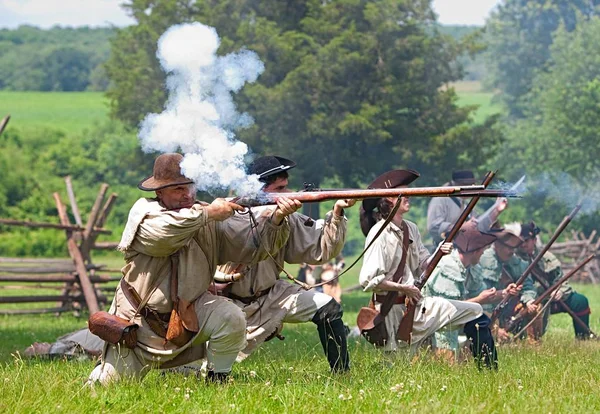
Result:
[0, 0, 501, 29]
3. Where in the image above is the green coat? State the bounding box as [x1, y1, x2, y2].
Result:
[423, 250, 484, 352]
[470, 245, 537, 313]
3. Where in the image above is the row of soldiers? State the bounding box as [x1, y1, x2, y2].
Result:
[26, 154, 592, 384]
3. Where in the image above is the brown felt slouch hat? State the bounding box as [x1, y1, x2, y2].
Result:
[361, 169, 420, 213]
[138, 153, 194, 191]
[454, 220, 497, 253]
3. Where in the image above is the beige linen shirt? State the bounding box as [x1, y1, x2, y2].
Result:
[226, 209, 347, 297]
[359, 219, 430, 291]
[114, 198, 290, 352]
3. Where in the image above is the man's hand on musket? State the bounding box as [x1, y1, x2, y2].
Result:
[271, 196, 302, 225]
[439, 242, 453, 255]
[525, 300, 539, 314]
[399, 284, 422, 305]
[551, 289, 564, 301]
[333, 199, 357, 217]
[502, 283, 521, 298]
[206, 198, 245, 221]
[496, 327, 512, 343]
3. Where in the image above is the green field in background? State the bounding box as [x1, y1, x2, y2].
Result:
[0, 91, 109, 133]
[0, 84, 498, 134]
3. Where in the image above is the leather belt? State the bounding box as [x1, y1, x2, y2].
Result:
[120, 279, 170, 338]
[375, 293, 405, 305]
[226, 288, 272, 305]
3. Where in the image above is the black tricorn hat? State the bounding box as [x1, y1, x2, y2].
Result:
[249, 155, 296, 181]
[138, 153, 194, 191]
[454, 220, 497, 253]
[520, 221, 541, 241]
[361, 169, 420, 213]
[452, 170, 476, 185]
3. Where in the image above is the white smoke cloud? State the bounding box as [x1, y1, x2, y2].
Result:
[528, 172, 600, 215]
[138, 22, 265, 195]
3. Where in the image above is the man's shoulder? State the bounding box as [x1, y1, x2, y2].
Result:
[403, 219, 421, 234]
[478, 247, 499, 269]
[542, 251, 561, 272]
[437, 253, 466, 282]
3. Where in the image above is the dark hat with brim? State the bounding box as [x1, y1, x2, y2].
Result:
[138, 153, 194, 191]
[249, 155, 296, 181]
[362, 169, 420, 213]
[451, 170, 476, 185]
[520, 221, 541, 240]
[454, 220, 497, 253]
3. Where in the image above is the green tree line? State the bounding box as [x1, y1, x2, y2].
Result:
[3, 0, 600, 257]
[0, 26, 114, 91]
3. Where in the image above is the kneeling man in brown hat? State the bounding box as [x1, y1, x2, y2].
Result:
[88, 153, 299, 385]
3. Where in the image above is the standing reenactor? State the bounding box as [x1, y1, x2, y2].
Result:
[218, 156, 354, 373]
[87, 153, 298, 385]
[427, 170, 509, 246]
[470, 223, 538, 341]
[359, 170, 497, 369]
[517, 221, 593, 339]
[427, 170, 476, 245]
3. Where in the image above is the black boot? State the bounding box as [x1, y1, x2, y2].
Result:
[206, 370, 228, 384]
[312, 299, 350, 373]
[463, 314, 498, 370]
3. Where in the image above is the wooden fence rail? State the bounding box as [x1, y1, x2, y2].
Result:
[0, 178, 119, 315]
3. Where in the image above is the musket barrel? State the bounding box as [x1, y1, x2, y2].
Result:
[229, 185, 520, 207]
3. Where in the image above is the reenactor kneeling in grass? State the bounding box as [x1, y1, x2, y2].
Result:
[517, 221, 593, 340]
[87, 153, 299, 385]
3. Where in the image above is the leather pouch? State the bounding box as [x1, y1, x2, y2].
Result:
[88, 311, 139, 349]
[357, 306, 388, 347]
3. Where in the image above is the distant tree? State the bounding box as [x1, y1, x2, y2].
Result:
[107, 0, 500, 198]
[0, 26, 114, 91]
[484, 0, 600, 118]
[41, 47, 93, 91]
[499, 16, 600, 179]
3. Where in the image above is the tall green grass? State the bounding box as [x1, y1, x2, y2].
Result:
[0, 91, 109, 134]
[1, 283, 599, 413]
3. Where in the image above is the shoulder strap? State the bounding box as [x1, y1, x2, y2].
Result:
[376, 222, 410, 320]
[270, 195, 405, 290]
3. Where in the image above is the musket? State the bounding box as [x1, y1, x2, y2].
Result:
[0, 114, 10, 137]
[505, 254, 595, 332]
[396, 171, 497, 344]
[229, 185, 519, 208]
[528, 259, 597, 338]
[490, 203, 582, 323]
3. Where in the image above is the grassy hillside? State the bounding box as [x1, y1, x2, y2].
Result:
[0, 91, 109, 133]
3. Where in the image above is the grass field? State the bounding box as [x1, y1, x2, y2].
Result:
[0, 91, 109, 133]
[4, 85, 595, 412]
[0, 84, 499, 134]
[1, 281, 599, 413]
